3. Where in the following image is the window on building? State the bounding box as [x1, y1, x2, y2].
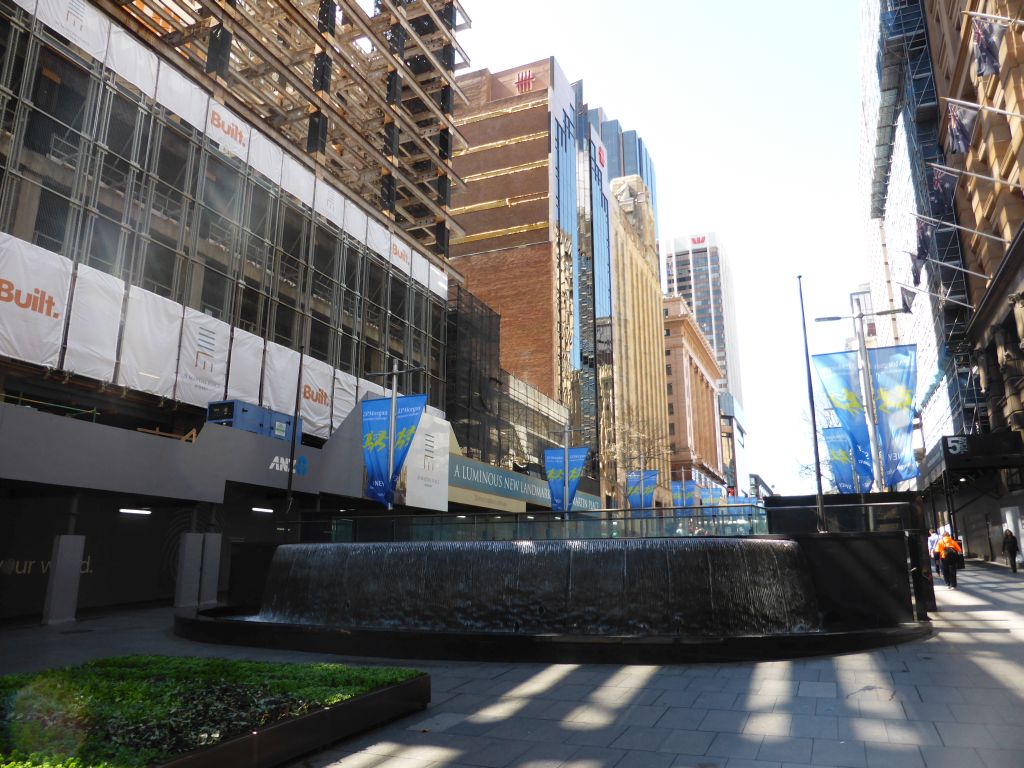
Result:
[666, 364, 672, 376]
[669, 423, 675, 436]
[668, 403, 674, 415]
[667, 383, 673, 395]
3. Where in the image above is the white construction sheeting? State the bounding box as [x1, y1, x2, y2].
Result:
[314, 179, 346, 228]
[412, 250, 430, 289]
[176, 308, 230, 407]
[105, 27, 157, 97]
[343, 198, 368, 243]
[226, 328, 264, 404]
[429, 265, 448, 299]
[156, 64, 209, 130]
[37, 0, 110, 62]
[262, 341, 300, 414]
[332, 369, 358, 432]
[281, 155, 314, 208]
[0, 233, 72, 368]
[117, 287, 183, 398]
[205, 101, 250, 162]
[299, 355, 334, 437]
[366, 219, 390, 257]
[248, 129, 283, 186]
[63, 264, 124, 382]
[389, 235, 412, 276]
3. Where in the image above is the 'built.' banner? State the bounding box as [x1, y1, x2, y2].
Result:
[868, 345, 919, 486]
[812, 351, 875, 492]
[671, 481, 684, 509]
[543, 446, 589, 513]
[361, 394, 427, 506]
[626, 470, 658, 513]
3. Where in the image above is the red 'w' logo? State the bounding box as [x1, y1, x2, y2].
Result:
[515, 70, 535, 93]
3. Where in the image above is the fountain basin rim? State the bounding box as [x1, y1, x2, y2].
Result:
[175, 608, 932, 663]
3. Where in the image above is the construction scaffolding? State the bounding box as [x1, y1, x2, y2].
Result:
[95, 0, 470, 255]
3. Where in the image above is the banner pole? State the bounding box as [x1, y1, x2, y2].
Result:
[853, 302, 885, 491]
[387, 358, 398, 512]
[285, 345, 304, 539]
[942, 94, 1024, 121]
[926, 161, 1024, 192]
[797, 276, 826, 531]
[912, 212, 1010, 243]
[563, 422, 569, 518]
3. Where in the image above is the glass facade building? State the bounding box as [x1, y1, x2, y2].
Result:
[0, 2, 448, 413]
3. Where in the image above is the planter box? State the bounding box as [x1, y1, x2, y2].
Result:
[158, 674, 430, 768]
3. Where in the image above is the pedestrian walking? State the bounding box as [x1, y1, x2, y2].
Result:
[935, 532, 963, 589]
[1001, 529, 1019, 574]
[927, 528, 941, 577]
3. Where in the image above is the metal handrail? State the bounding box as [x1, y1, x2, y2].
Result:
[1, 393, 98, 421]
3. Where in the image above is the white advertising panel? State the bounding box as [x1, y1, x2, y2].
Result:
[411, 250, 429, 288]
[37, 0, 110, 62]
[314, 179, 345, 228]
[343, 198, 367, 243]
[332, 369, 358, 432]
[156, 64, 209, 129]
[63, 264, 124, 381]
[262, 341, 300, 414]
[176, 308, 230, 407]
[404, 412, 450, 512]
[299, 356, 333, 437]
[281, 155, 314, 208]
[248, 129, 282, 186]
[12, 0, 36, 14]
[429, 264, 448, 298]
[0, 234, 72, 368]
[117, 287, 183, 398]
[206, 101, 250, 161]
[389, 235, 412, 276]
[105, 27, 157, 97]
[358, 378, 386, 401]
[366, 219, 389, 257]
[226, 328, 263, 404]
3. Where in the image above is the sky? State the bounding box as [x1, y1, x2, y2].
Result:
[460, 1, 870, 494]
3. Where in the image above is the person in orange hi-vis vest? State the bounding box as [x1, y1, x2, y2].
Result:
[935, 532, 963, 590]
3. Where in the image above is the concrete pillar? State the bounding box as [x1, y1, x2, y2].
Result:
[199, 532, 222, 609]
[41, 534, 86, 626]
[174, 532, 204, 609]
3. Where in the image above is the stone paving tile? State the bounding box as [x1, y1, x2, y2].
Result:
[788, 715, 837, 740]
[705, 734, 764, 760]
[671, 756, 727, 768]
[898, 703, 955, 723]
[559, 723, 630, 748]
[655, 708, 710, 731]
[742, 713, 792, 737]
[608, 726, 672, 752]
[719, 759, 782, 768]
[698, 710, 749, 734]
[835, 718, 888, 743]
[657, 728, 715, 756]
[655, 690, 702, 708]
[974, 747, 1024, 768]
[693, 692, 740, 710]
[459, 739, 537, 768]
[809, 738, 867, 768]
[507, 741, 581, 768]
[754, 736, 813, 764]
[613, 751, 677, 768]
[916, 745, 986, 768]
[861, 742, 924, 768]
[771, 698, 818, 716]
[560, 745, 627, 768]
[882, 720, 942, 746]
[796, 682, 837, 699]
[934, 721, 995, 748]
[732, 695, 778, 713]
[982, 723, 1024, 748]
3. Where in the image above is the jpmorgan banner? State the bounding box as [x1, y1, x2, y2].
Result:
[812, 351, 875, 492]
[869, 345, 919, 485]
[626, 470, 658, 513]
[823, 427, 863, 494]
[361, 395, 427, 506]
[543, 446, 589, 513]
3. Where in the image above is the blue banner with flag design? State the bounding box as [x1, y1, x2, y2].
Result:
[361, 394, 427, 506]
[626, 470, 658, 513]
[812, 351, 875, 492]
[823, 426, 865, 494]
[544, 446, 589, 512]
[868, 345, 919, 486]
[671, 481, 684, 510]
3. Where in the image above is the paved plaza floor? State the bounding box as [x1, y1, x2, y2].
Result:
[2, 561, 1024, 768]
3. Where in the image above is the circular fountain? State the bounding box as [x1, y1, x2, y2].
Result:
[176, 537, 930, 662]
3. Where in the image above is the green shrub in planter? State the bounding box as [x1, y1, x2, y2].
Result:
[0, 656, 421, 768]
